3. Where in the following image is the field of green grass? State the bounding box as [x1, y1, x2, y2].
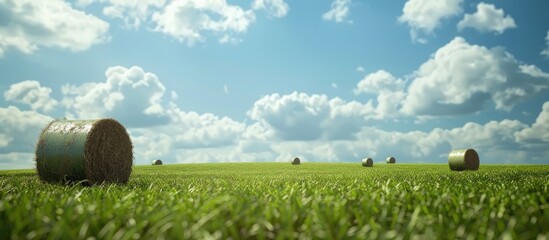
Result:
[1, 163, 548, 239]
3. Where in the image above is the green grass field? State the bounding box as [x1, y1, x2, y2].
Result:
[1, 163, 548, 239]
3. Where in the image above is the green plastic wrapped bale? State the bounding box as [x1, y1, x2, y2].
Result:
[35, 118, 133, 185]
[292, 157, 300, 165]
[386, 156, 395, 164]
[362, 157, 373, 167]
[448, 149, 479, 171]
[152, 159, 163, 165]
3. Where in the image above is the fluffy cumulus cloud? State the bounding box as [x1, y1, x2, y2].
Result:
[101, 0, 166, 29]
[4, 80, 58, 112]
[457, 2, 516, 34]
[398, 0, 462, 43]
[401, 37, 549, 116]
[515, 102, 549, 146]
[3, 63, 549, 169]
[542, 30, 549, 57]
[252, 0, 289, 18]
[441, 104, 549, 164]
[166, 108, 245, 149]
[0, 0, 109, 56]
[61, 66, 170, 127]
[354, 70, 406, 118]
[152, 0, 255, 46]
[0, 65, 251, 168]
[105, 101, 248, 163]
[54, 65, 246, 163]
[322, 0, 352, 23]
[0, 106, 52, 154]
[238, 102, 549, 164]
[248, 92, 374, 141]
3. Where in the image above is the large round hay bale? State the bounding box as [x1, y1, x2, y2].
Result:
[448, 149, 479, 171]
[292, 157, 300, 165]
[386, 156, 396, 164]
[362, 157, 373, 167]
[35, 118, 133, 185]
[152, 159, 163, 165]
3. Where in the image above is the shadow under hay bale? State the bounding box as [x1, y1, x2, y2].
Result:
[292, 157, 300, 165]
[448, 149, 479, 171]
[386, 156, 396, 164]
[35, 118, 133, 185]
[152, 159, 163, 165]
[362, 157, 373, 167]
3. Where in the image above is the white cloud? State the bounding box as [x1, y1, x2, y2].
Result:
[0, 153, 35, 170]
[542, 30, 549, 58]
[0, 0, 109, 56]
[102, 0, 166, 29]
[354, 70, 406, 118]
[356, 66, 365, 72]
[152, 0, 255, 46]
[445, 120, 527, 151]
[3, 64, 548, 169]
[4, 80, 58, 112]
[323, 0, 352, 23]
[398, 0, 462, 43]
[252, 0, 289, 18]
[354, 70, 405, 94]
[129, 108, 246, 163]
[0, 106, 53, 154]
[61, 66, 170, 127]
[401, 37, 549, 116]
[171, 90, 179, 100]
[519, 64, 549, 79]
[167, 108, 246, 148]
[238, 108, 546, 164]
[515, 101, 549, 145]
[457, 2, 516, 34]
[331, 83, 338, 89]
[75, 0, 93, 7]
[248, 92, 374, 141]
[224, 84, 229, 94]
[131, 132, 173, 163]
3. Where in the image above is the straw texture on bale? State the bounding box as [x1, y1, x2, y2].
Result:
[152, 159, 163, 165]
[292, 157, 300, 165]
[448, 149, 479, 171]
[362, 158, 373, 167]
[35, 118, 133, 185]
[386, 156, 396, 164]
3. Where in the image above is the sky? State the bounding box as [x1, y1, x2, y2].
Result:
[0, 0, 548, 170]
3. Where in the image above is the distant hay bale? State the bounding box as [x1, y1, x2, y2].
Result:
[448, 149, 479, 171]
[35, 118, 133, 185]
[386, 156, 396, 164]
[292, 157, 300, 165]
[152, 159, 163, 165]
[362, 157, 373, 167]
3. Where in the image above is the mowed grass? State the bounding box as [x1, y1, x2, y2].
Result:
[0, 163, 548, 239]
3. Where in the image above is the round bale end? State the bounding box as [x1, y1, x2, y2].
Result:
[152, 159, 163, 165]
[448, 149, 479, 171]
[36, 118, 133, 185]
[362, 158, 373, 167]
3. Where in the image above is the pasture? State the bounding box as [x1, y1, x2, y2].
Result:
[0, 163, 547, 239]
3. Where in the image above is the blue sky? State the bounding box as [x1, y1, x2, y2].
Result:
[1, 0, 548, 169]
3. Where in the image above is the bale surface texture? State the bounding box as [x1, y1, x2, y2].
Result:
[448, 149, 479, 171]
[35, 119, 133, 184]
[362, 158, 373, 167]
[292, 157, 300, 165]
[386, 156, 396, 164]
